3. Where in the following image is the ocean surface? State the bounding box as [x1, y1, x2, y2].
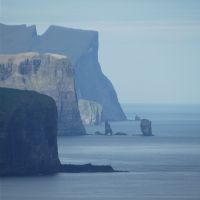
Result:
[1, 104, 200, 200]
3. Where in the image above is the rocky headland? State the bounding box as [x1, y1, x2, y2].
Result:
[0, 23, 126, 122]
[0, 52, 85, 136]
[0, 88, 60, 176]
[0, 88, 116, 176]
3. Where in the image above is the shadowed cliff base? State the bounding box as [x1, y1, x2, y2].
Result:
[0, 163, 123, 177]
[59, 163, 116, 173]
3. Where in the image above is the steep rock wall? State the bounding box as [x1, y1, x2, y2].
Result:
[0, 52, 85, 136]
[0, 88, 60, 176]
[0, 23, 127, 121]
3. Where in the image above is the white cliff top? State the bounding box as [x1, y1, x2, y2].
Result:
[0, 52, 67, 65]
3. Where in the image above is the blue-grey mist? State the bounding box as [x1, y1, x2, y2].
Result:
[1, 0, 200, 104]
[1, 1, 200, 200]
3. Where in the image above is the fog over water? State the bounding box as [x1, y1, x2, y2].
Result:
[1, 0, 200, 104]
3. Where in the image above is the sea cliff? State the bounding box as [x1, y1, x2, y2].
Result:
[0, 23, 126, 122]
[0, 88, 60, 176]
[0, 52, 85, 136]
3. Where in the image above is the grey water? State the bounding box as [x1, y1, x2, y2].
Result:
[1, 104, 200, 200]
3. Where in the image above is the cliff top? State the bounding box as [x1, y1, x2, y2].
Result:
[0, 23, 36, 33]
[0, 23, 98, 63]
[0, 52, 68, 64]
[37, 25, 98, 62]
[44, 25, 97, 35]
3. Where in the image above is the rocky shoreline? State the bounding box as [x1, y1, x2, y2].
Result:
[0, 164, 117, 177]
[59, 163, 116, 173]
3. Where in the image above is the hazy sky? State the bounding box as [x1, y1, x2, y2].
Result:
[1, 0, 200, 104]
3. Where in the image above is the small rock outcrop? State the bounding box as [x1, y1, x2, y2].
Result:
[114, 132, 127, 136]
[0, 52, 85, 136]
[135, 115, 141, 121]
[94, 131, 104, 135]
[0, 88, 60, 176]
[105, 121, 113, 135]
[78, 99, 102, 125]
[59, 163, 115, 173]
[140, 119, 153, 136]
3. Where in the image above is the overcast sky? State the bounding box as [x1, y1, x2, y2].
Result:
[1, 0, 200, 104]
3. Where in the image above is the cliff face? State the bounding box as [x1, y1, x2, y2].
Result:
[0, 23, 127, 121]
[0, 88, 60, 176]
[78, 99, 102, 125]
[0, 52, 85, 136]
[0, 24, 37, 53]
[73, 32, 126, 121]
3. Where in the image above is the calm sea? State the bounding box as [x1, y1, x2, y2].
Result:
[1, 104, 200, 200]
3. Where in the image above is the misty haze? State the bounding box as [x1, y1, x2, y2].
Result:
[0, 1, 200, 200]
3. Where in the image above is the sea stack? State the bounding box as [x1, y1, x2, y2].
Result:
[0, 52, 85, 136]
[0, 88, 60, 176]
[140, 119, 153, 136]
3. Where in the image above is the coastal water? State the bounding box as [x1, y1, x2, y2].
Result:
[1, 104, 200, 200]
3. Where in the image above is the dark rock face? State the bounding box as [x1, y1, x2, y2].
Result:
[59, 163, 115, 173]
[0, 88, 60, 176]
[140, 119, 153, 136]
[0, 23, 126, 121]
[0, 52, 85, 136]
[105, 121, 113, 135]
